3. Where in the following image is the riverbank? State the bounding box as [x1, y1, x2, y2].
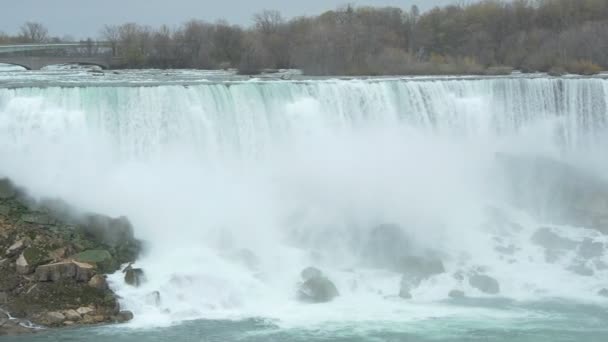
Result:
[0, 178, 140, 335]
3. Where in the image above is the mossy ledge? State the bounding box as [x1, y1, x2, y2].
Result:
[0, 178, 141, 335]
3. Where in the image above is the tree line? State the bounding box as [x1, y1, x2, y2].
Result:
[1, 0, 607, 75]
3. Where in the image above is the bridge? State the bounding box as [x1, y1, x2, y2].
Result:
[0, 42, 122, 70]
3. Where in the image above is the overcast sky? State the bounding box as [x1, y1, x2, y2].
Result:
[1, 0, 458, 39]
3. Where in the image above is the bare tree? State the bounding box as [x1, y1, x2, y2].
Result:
[19, 22, 49, 43]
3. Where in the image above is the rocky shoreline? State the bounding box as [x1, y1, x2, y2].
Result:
[0, 178, 141, 335]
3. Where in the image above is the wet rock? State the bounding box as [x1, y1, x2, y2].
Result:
[301, 267, 323, 281]
[72, 249, 114, 273]
[0, 291, 7, 304]
[297, 267, 339, 303]
[45, 312, 66, 325]
[469, 274, 500, 294]
[64, 310, 81, 321]
[449, 289, 466, 298]
[124, 266, 145, 287]
[114, 310, 134, 323]
[35, 261, 95, 282]
[88, 274, 108, 290]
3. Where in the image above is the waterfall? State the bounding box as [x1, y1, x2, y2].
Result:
[1, 76, 608, 327]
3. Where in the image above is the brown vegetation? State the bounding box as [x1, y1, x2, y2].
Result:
[1, 0, 607, 75]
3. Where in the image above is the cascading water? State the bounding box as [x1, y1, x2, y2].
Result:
[1, 75, 608, 333]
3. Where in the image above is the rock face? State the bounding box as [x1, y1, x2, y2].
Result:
[0, 177, 140, 334]
[497, 154, 608, 233]
[469, 274, 500, 294]
[297, 267, 339, 303]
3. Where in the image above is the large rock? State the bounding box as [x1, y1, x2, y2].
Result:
[35, 261, 95, 282]
[88, 274, 108, 290]
[72, 250, 114, 273]
[15, 247, 52, 275]
[64, 310, 81, 321]
[301, 267, 323, 281]
[45, 312, 66, 326]
[469, 274, 500, 294]
[124, 265, 145, 287]
[113, 310, 134, 323]
[297, 267, 339, 303]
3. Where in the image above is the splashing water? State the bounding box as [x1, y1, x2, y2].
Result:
[1, 74, 608, 332]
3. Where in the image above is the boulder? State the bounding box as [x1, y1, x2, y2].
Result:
[297, 267, 339, 303]
[15, 247, 52, 275]
[72, 250, 114, 273]
[76, 307, 95, 316]
[114, 310, 134, 323]
[64, 310, 81, 321]
[124, 266, 145, 287]
[88, 274, 108, 290]
[448, 290, 466, 299]
[35, 261, 95, 282]
[301, 267, 323, 281]
[469, 274, 500, 294]
[45, 312, 66, 325]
